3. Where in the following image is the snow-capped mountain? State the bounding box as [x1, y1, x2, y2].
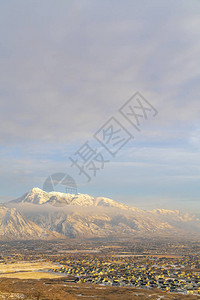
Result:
[0, 205, 65, 240]
[7, 188, 200, 240]
[12, 187, 138, 210]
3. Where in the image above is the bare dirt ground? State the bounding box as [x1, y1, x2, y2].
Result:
[0, 278, 199, 300]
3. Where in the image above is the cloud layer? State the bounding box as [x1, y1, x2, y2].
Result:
[0, 0, 200, 210]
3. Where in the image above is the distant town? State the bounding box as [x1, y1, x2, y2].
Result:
[0, 238, 200, 299]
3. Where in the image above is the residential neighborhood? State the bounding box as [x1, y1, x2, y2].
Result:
[49, 252, 200, 295]
[0, 239, 200, 298]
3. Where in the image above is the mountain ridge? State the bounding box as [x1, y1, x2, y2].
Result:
[12, 187, 139, 211]
[0, 204, 66, 240]
[6, 188, 200, 240]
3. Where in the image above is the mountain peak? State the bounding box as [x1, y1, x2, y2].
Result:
[11, 188, 135, 210]
[30, 187, 43, 193]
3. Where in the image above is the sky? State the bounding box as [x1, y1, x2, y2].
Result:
[0, 0, 200, 212]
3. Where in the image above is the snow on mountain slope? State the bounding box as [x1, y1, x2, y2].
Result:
[95, 197, 138, 211]
[8, 188, 200, 240]
[0, 205, 65, 240]
[12, 187, 136, 210]
[8, 204, 174, 239]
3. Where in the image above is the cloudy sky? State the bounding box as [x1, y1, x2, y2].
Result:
[0, 0, 200, 212]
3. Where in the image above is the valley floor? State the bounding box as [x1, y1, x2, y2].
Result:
[0, 238, 200, 299]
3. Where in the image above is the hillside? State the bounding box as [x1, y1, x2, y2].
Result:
[7, 188, 200, 240]
[0, 204, 65, 240]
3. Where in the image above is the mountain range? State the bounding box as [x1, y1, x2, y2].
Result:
[1, 187, 199, 240]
